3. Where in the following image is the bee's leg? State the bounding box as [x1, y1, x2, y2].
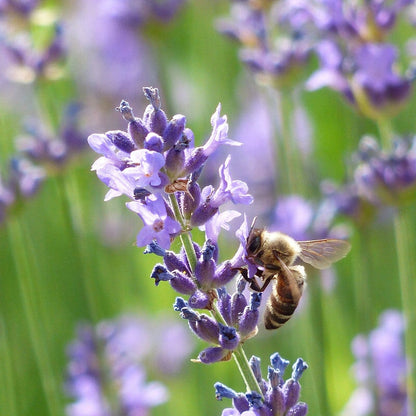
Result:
[238, 268, 273, 292]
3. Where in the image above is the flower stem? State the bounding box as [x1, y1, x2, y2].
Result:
[232, 346, 264, 397]
[393, 207, 416, 414]
[377, 117, 394, 150]
[168, 192, 198, 271]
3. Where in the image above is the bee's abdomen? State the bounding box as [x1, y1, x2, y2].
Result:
[264, 294, 298, 330]
[264, 278, 300, 330]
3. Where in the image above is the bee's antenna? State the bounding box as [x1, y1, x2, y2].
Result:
[249, 216, 258, 234]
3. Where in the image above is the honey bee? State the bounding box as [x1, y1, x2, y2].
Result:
[243, 219, 351, 330]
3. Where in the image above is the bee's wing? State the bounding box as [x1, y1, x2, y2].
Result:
[298, 239, 351, 270]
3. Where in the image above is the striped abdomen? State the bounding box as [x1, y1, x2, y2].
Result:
[264, 268, 305, 330]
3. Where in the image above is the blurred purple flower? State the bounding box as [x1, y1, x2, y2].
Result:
[324, 135, 416, 225]
[340, 309, 409, 416]
[217, 1, 313, 87]
[66, 313, 194, 416]
[305, 0, 414, 118]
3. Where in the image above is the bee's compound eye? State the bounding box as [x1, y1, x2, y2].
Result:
[247, 235, 261, 255]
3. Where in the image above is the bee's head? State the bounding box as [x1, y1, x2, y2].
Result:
[246, 226, 263, 257]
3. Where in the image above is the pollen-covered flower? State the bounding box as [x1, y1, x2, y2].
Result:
[215, 353, 308, 415]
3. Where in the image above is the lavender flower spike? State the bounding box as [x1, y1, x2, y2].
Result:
[216, 354, 308, 415]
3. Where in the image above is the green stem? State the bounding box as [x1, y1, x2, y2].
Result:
[376, 117, 394, 150]
[393, 208, 416, 414]
[233, 346, 263, 397]
[168, 192, 197, 271]
[7, 218, 62, 416]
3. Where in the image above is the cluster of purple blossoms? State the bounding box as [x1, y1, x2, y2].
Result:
[65, 313, 191, 416]
[322, 135, 416, 225]
[340, 310, 408, 416]
[304, 0, 414, 118]
[0, 103, 86, 224]
[88, 86, 252, 250]
[216, 0, 313, 88]
[0, 5, 66, 84]
[172, 276, 261, 363]
[88, 87, 266, 361]
[215, 353, 308, 416]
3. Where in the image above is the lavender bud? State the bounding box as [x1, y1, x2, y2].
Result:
[116, 100, 136, 122]
[218, 323, 240, 350]
[231, 290, 248, 326]
[142, 87, 168, 135]
[163, 251, 189, 274]
[284, 379, 301, 410]
[271, 352, 290, 376]
[269, 385, 286, 415]
[163, 114, 186, 150]
[145, 132, 163, 153]
[170, 270, 197, 295]
[198, 346, 229, 364]
[268, 367, 280, 389]
[214, 382, 238, 400]
[150, 264, 174, 286]
[246, 391, 263, 409]
[128, 118, 149, 149]
[292, 358, 308, 381]
[191, 314, 219, 344]
[217, 287, 232, 326]
[181, 307, 199, 322]
[165, 146, 185, 177]
[238, 293, 261, 338]
[249, 356, 263, 383]
[214, 261, 239, 287]
[232, 394, 251, 413]
[195, 240, 216, 289]
[286, 402, 308, 416]
[144, 241, 166, 257]
[190, 203, 218, 227]
[117, 101, 148, 148]
[173, 297, 187, 311]
[189, 290, 212, 309]
[181, 181, 201, 218]
[106, 130, 135, 153]
[183, 147, 208, 176]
